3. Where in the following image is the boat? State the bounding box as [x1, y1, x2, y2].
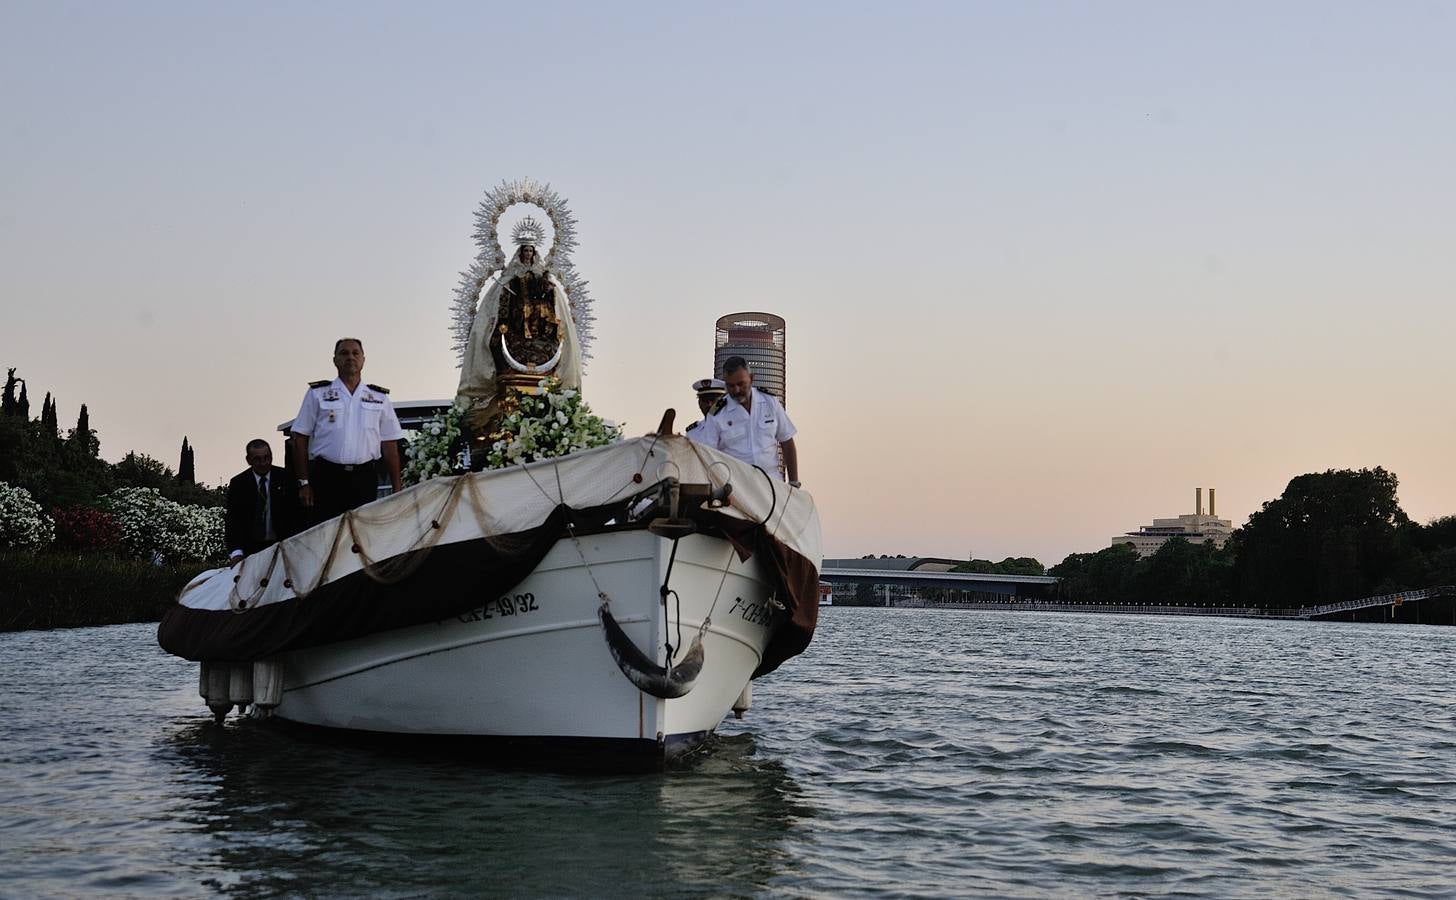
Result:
[159, 433, 820, 766]
[156, 179, 821, 768]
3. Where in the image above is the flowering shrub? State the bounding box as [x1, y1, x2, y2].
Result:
[51, 504, 122, 552]
[100, 487, 224, 564]
[403, 398, 472, 485]
[0, 481, 55, 550]
[486, 379, 622, 469]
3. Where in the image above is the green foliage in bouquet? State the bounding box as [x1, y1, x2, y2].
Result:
[486, 379, 622, 469]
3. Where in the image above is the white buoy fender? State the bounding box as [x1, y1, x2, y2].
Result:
[252, 659, 283, 710]
[202, 662, 233, 724]
[732, 682, 752, 719]
[228, 664, 254, 706]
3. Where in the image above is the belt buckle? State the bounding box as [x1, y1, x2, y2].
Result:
[342, 464, 355, 471]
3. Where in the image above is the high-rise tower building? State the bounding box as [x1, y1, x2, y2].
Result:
[714, 312, 787, 404]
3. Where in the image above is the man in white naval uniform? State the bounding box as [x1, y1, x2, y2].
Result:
[687, 356, 800, 486]
[685, 377, 727, 435]
[291, 338, 404, 522]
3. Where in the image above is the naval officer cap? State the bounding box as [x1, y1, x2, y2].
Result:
[692, 378, 727, 397]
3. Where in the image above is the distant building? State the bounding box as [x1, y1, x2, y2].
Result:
[714, 312, 787, 403]
[1112, 488, 1233, 558]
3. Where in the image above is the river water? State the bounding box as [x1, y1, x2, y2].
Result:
[2, 609, 1453, 898]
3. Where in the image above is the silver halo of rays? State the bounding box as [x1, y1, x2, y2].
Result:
[448, 177, 597, 368]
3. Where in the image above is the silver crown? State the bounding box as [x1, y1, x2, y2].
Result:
[512, 216, 546, 248]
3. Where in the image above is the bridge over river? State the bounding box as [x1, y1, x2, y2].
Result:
[818, 566, 1455, 624]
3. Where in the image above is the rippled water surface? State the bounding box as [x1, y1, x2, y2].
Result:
[3, 610, 1455, 897]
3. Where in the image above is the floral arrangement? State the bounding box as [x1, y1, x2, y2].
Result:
[485, 379, 621, 469]
[403, 398, 472, 485]
[0, 481, 56, 550]
[100, 487, 224, 564]
[51, 504, 122, 553]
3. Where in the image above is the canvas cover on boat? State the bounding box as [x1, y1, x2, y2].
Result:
[158, 436, 822, 675]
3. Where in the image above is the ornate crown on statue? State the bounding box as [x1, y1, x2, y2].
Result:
[511, 216, 546, 249]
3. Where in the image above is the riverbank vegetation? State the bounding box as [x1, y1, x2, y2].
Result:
[0, 367, 223, 631]
[0, 550, 197, 630]
[835, 468, 1456, 611]
[1050, 467, 1456, 608]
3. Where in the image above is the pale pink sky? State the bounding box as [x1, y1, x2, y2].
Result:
[4, 3, 1453, 565]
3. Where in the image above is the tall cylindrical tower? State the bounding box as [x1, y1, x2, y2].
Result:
[714, 312, 787, 404]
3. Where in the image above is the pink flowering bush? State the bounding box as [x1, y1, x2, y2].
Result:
[51, 505, 122, 553]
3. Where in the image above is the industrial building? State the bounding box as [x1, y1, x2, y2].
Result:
[1111, 488, 1234, 558]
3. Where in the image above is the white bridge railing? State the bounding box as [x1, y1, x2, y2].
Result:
[904, 585, 1456, 620]
[1301, 585, 1456, 618]
[915, 599, 1306, 619]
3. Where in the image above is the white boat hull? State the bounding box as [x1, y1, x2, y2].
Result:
[271, 529, 782, 761]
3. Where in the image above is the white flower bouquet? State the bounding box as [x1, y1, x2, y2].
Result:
[485, 378, 621, 469]
[403, 397, 472, 485]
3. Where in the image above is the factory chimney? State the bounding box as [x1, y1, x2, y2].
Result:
[1209, 488, 1216, 518]
[1196, 487, 1203, 517]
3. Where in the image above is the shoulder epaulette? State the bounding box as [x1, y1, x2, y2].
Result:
[309, 379, 331, 388]
[709, 396, 728, 415]
[686, 421, 700, 432]
[366, 383, 390, 394]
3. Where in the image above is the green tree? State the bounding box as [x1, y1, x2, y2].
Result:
[1050, 544, 1140, 604]
[112, 452, 175, 492]
[992, 556, 1046, 576]
[40, 393, 58, 442]
[1132, 538, 1233, 606]
[66, 404, 99, 461]
[178, 437, 195, 485]
[1, 369, 15, 417]
[952, 557, 1046, 575]
[1232, 467, 1410, 607]
[952, 558, 994, 574]
[112, 451, 223, 508]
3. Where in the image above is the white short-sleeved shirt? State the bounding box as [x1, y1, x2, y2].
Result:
[688, 387, 795, 477]
[292, 378, 404, 465]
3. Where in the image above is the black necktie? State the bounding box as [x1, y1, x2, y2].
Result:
[254, 475, 268, 542]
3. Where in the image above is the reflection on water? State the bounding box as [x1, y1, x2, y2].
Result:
[157, 720, 811, 897]
[6, 616, 1456, 896]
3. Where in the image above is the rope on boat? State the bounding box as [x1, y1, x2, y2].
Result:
[521, 453, 709, 701]
[226, 472, 471, 611]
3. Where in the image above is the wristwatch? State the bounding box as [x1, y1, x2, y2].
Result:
[297, 479, 310, 487]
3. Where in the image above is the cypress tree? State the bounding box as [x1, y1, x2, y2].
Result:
[68, 403, 98, 459]
[1, 368, 14, 417]
[178, 437, 195, 484]
[42, 393, 57, 437]
[17, 380, 28, 420]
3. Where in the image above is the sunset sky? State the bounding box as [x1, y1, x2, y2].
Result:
[4, 2, 1453, 565]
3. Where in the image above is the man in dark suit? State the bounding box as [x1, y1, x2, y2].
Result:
[226, 438, 301, 565]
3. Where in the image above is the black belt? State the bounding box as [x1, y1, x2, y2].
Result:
[314, 458, 372, 472]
